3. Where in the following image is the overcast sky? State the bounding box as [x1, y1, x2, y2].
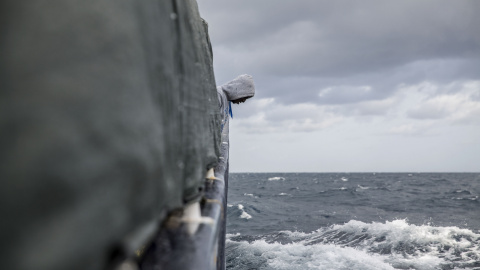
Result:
[197, 0, 480, 172]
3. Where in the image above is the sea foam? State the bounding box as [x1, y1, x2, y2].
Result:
[268, 177, 285, 181]
[227, 239, 394, 270]
[237, 204, 252, 220]
[227, 219, 480, 270]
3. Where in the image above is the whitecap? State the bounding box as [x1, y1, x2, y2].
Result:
[240, 211, 252, 219]
[227, 219, 480, 270]
[268, 176, 285, 181]
[237, 204, 252, 220]
[317, 219, 479, 269]
[227, 239, 395, 270]
[452, 195, 478, 201]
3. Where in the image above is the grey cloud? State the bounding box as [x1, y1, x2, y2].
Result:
[200, 0, 480, 77]
[337, 99, 397, 117]
[246, 58, 480, 106]
[405, 81, 480, 123]
[198, 0, 480, 112]
[198, 0, 480, 171]
[387, 124, 435, 137]
[407, 107, 450, 120]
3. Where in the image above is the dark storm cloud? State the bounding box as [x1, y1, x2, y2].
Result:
[198, 0, 480, 105]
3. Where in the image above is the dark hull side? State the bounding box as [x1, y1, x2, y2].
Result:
[0, 1, 225, 269]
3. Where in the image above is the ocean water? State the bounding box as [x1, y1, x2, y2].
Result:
[225, 173, 480, 270]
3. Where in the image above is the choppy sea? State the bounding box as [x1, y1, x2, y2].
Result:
[225, 173, 480, 270]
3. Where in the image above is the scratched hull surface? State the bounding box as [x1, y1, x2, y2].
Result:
[226, 173, 480, 270]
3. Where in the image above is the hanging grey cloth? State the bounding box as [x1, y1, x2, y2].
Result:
[219, 74, 255, 101]
[216, 74, 255, 130]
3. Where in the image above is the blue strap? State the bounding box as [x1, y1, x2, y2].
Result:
[229, 101, 233, 118]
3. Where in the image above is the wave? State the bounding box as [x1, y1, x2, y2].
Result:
[268, 177, 285, 181]
[237, 204, 252, 220]
[243, 193, 258, 198]
[227, 204, 252, 220]
[227, 238, 395, 270]
[226, 219, 480, 270]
